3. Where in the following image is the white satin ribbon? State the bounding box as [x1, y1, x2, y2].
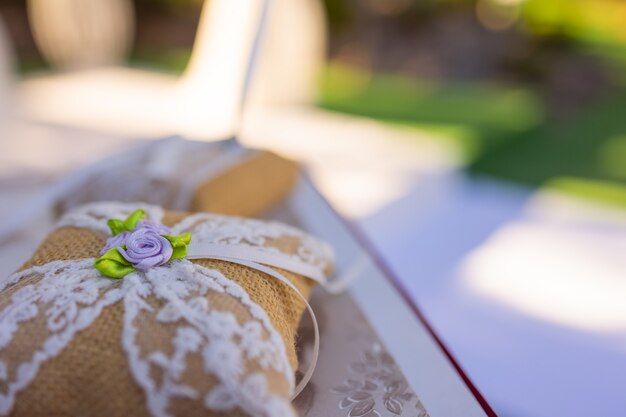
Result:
[186, 243, 328, 286]
[186, 242, 323, 400]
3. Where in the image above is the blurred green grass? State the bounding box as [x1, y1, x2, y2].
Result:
[318, 63, 545, 160]
[318, 63, 626, 208]
[129, 48, 192, 74]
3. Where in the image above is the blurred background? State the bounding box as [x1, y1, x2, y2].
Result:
[1, 1, 626, 416]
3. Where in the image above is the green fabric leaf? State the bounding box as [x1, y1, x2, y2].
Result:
[163, 233, 192, 260]
[94, 247, 135, 279]
[124, 209, 145, 231]
[106, 209, 145, 236]
[107, 219, 126, 236]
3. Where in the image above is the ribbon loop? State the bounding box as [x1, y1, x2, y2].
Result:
[208, 256, 319, 400]
[185, 242, 324, 400]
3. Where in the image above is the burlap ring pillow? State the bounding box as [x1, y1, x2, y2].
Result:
[56, 141, 298, 219]
[0, 202, 332, 417]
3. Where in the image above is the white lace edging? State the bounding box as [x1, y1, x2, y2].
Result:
[172, 212, 334, 273]
[57, 203, 333, 279]
[57, 202, 165, 235]
[0, 258, 123, 415]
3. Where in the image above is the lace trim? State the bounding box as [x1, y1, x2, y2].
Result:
[0, 259, 296, 417]
[57, 202, 165, 235]
[0, 259, 123, 415]
[172, 213, 333, 273]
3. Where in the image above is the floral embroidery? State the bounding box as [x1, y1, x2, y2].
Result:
[331, 344, 429, 417]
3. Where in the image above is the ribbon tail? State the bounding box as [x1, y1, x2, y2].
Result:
[206, 255, 319, 401]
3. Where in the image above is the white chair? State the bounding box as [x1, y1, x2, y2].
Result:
[17, 0, 273, 140]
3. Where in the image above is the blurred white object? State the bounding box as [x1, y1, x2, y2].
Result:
[27, 0, 134, 69]
[18, 0, 326, 141]
[241, 106, 460, 217]
[247, 0, 327, 107]
[18, 0, 268, 140]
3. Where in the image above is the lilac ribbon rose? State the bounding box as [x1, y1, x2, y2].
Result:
[117, 227, 173, 270]
[95, 209, 191, 278]
[100, 231, 130, 255]
[136, 219, 172, 235]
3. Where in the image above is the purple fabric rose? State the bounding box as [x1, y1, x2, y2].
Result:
[136, 219, 172, 235]
[117, 228, 173, 270]
[100, 231, 130, 255]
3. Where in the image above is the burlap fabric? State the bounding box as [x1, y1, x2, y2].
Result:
[190, 151, 298, 217]
[7, 210, 317, 417]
